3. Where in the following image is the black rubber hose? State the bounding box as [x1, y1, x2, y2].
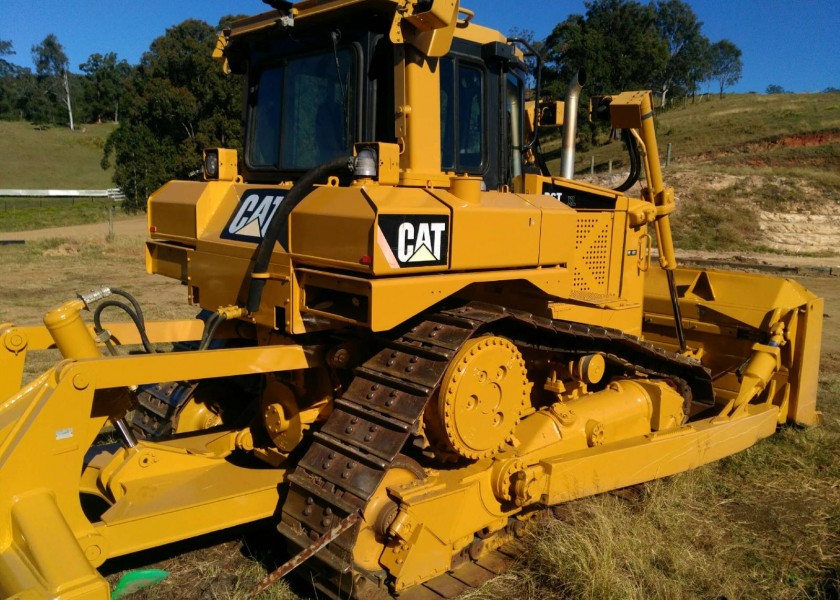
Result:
[534, 138, 551, 177]
[613, 129, 641, 193]
[246, 156, 354, 314]
[198, 312, 225, 351]
[109, 287, 147, 327]
[93, 300, 156, 354]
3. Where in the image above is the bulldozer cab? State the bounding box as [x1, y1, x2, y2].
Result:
[224, 2, 533, 191]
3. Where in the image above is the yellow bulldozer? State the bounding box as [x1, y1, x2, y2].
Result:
[0, 1, 824, 598]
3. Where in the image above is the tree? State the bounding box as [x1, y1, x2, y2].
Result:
[766, 84, 785, 94]
[507, 27, 543, 89]
[543, 0, 668, 148]
[31, 34, 74, 129]
[653, 0, 709, 106]
[80, 52, 132, 122]
[0, 40, 20, 118]
[544, 0, 668, 98]
[709, 39, 742, 98]
[0, 39, 15, 74]
[682, 34, 711, 101]
[103, 19, 243, 211]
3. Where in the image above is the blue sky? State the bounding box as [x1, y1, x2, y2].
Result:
[2, 0, 838, 94]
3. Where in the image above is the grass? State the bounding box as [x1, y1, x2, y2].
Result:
[0, 121, 123, 233]
[0, 120, 116, 189]
[670, 191, 763, 251]
[0, 198, 133, 232]
[656, 93, 840, 162]
[559, 93, 840, 178]
[1, 239, 838, 599]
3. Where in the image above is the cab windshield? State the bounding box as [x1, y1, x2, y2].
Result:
[248, 48, 357, 171]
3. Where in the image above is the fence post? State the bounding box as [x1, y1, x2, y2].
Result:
[590, 155, 595, 175]
[608, 160, 613, 173]
[666, 143, 672, 167]
[108, 206, 115, 241]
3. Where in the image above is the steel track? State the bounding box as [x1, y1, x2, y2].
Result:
[278, 301, 713, 599]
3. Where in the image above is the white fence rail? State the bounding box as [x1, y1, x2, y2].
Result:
[0, 188, 125, 201]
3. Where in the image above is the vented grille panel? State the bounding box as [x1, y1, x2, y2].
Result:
[572, 215, 612, 293]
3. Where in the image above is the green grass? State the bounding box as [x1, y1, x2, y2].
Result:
[0, 198, 132, 232]
[657, 93, 840, 161]
[0, 120, 116, 189]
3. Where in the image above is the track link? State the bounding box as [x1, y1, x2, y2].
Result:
[278, 301, 714, 598]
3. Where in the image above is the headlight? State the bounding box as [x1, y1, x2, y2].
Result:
[354, 147, 378, 179]
[204, 150, 220, 179]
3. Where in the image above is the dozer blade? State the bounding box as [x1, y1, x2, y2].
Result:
[643, 266, 823, 425]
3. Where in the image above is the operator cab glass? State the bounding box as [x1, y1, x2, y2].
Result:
[247, 48, 358, 173]
[440, 57, 486, 173]
[506, 74, 525, 182]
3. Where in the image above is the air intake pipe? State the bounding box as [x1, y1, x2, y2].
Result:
[560, 69, 587, 179]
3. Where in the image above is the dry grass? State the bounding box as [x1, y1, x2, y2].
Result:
[103, 529, 301, 600]
[3, 238, 838, 600]
[462, 377, 840, 600]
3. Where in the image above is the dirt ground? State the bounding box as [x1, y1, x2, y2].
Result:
[0, 215, 149, 242]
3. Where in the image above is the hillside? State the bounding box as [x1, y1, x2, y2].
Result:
[0, 120, 116, 189]
[2, 93, 840, 253]
[553, 92, 840, 255]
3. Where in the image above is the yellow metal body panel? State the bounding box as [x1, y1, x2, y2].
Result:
[432, 189, 542, 270]
[291, 185, 377, 271]
[363, 185, 451, 274]
[516, 193, 580, 266]
[0, 335, 316, 599]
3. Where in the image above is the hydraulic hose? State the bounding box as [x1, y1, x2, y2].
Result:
[246, 156, 355, 314]
[110, 288, 148, 326]
[198, 312, 225, 351]
[613, 129, 641, 193]
[92, 288, 155, 354]
[93, 300, 156, 354]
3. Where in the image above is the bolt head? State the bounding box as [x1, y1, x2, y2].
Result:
[72, 373, 90, 390]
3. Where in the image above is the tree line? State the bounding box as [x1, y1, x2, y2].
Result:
[0, 36, 130, 127]
[0, 16, 242, 209]
[541, 0, 744, 107]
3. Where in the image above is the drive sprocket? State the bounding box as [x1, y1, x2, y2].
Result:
[426, 336, 530, 460]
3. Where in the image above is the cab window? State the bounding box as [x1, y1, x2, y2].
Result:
[248, 48, 357, 171]
[440, 57, 485, 172]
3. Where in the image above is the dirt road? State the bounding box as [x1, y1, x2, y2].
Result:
[0, 216, 148, 242]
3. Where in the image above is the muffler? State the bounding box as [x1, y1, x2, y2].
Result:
[560, 69, 587, 179]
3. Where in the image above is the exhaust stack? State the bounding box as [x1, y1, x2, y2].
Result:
[560, 69, 587, 179]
